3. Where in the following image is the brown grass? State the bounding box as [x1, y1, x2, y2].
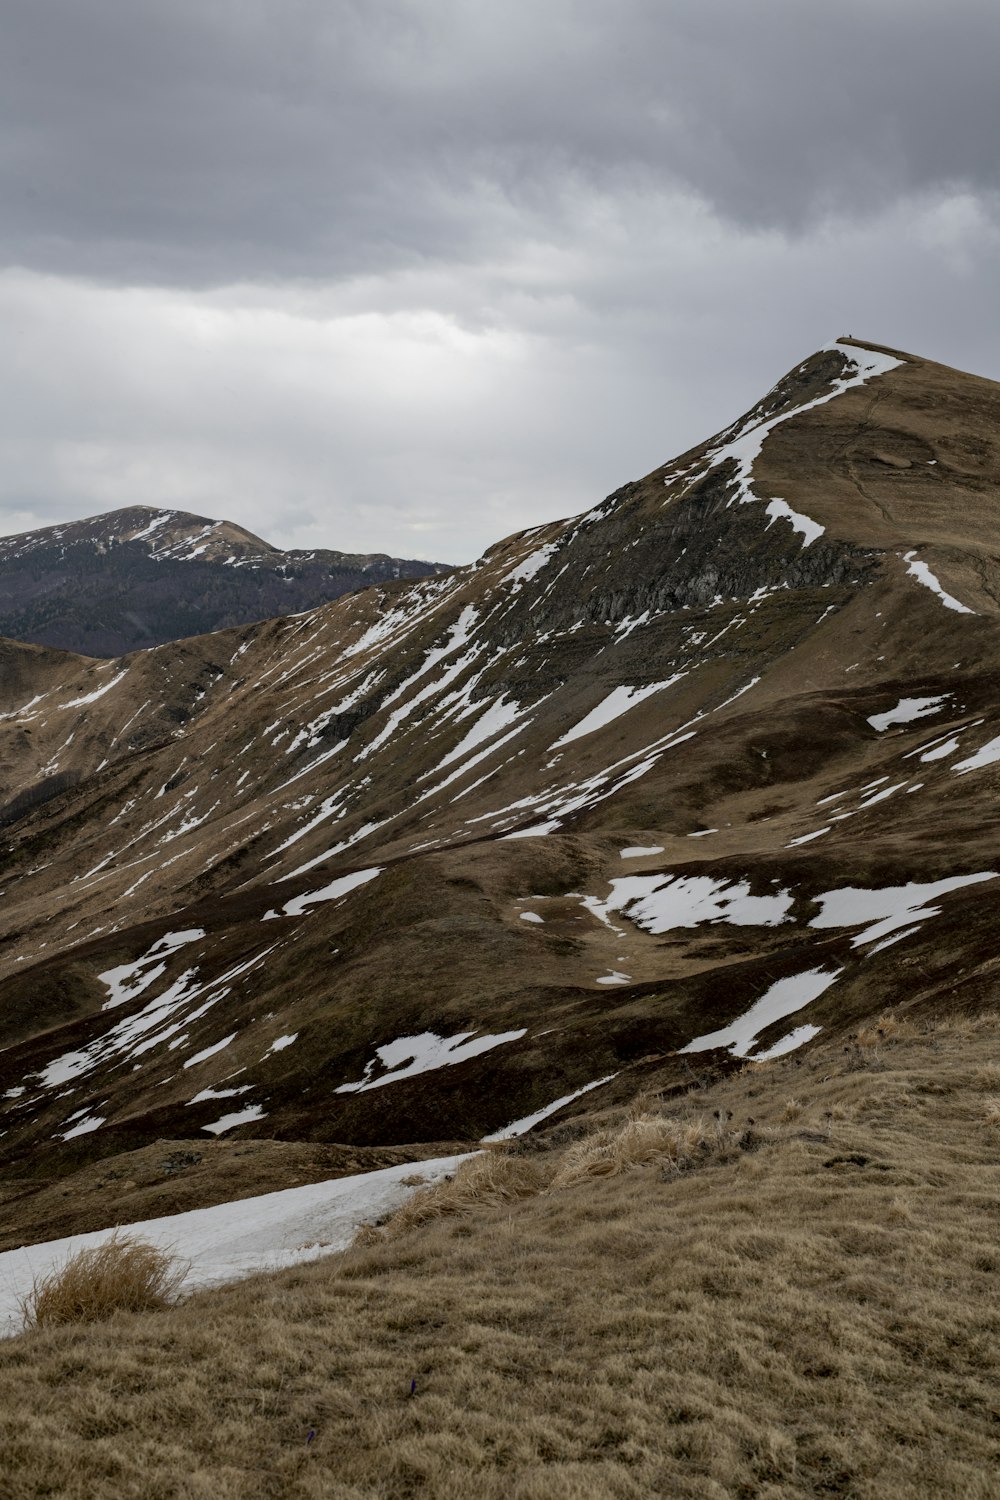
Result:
[547, 1112, 724, 1189]
[971, 1062, 1000, 1091]
[855, 1010, 914, 1049]
[3, 1015, 1000, 1497]
[19, 1233, 186, 1329]
[374, 1150, 550, 1240]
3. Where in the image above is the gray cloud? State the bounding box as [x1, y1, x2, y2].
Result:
[0, 3, 997, 564]
[3, 1, 998, 284]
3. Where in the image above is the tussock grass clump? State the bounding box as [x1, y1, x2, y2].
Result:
[373, 1151, 551, 1240]
[20, 1233, 185, 1329]
[982, 1097, 1000, 1127]
[857, 1011, 914, 1049]
[370, 1111, 743, 1244]
[547, 1112, 721, 1189]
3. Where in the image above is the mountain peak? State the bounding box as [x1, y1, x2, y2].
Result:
[1, 336, 999, 1242]
[0, 505, 450, 656]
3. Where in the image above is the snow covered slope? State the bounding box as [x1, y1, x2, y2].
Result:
[2, 336, 1000, 1230]
[0, 1152, 471, 1336]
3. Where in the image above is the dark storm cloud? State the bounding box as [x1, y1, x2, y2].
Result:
[0, 2, 997, 563]
[2, 0, 998, 285]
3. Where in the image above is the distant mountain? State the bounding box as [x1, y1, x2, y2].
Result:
[3, 337, 1000, 1215]
[0, 505, 450, 655]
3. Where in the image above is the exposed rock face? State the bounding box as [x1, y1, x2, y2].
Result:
[2, 336, 1000, 1202]
[0, 506, 450, 656]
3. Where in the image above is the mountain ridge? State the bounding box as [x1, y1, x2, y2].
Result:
[1, 336, 999, 1218]
[0, 503, 450, 656]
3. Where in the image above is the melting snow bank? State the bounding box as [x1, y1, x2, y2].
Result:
[551, 678, 684, 749]
[265, 866, 382, 920]
[0, 1154, 474, 1339]
[765, 498, 824, 547]
[335, 1028, 527, 1094]
[867, 696, 948, 733]
[482, 1074, 619, 1142]
[584, 874, 793, 932]
[809, 872, 998, 946]
[903, 551, 974, 614]
[680, 969, 841, 1059]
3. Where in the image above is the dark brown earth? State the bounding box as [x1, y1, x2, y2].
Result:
[2, 336, 1000, 1242]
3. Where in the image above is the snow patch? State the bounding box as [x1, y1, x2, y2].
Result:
[584, 874, 793, 934]
[680, 969, 841, 1058]
[99, 930, 205, 1011]
[920, 737, 960, 763]
[59, 1114, 106, 1141]
[60, 670, 129, 709]
[505, 542, 558, 590]
[867, 696, 948, 732]
[269, 867, 381, 920]
[184, 1033, 237, 1068]
[809, 873, 998, 946]
[264, 1033, 298, 1056]
[0, 1154, 473, 1337]
[903, 552, 974, 614]
[765, 498, 824, 547]
[335, 1029, 527, 1094]
[953, 733, 1000, 775]
[482, 1075, 618, 1141]
[551, 678, 684, 749]
[751, 1024, 823, 1061]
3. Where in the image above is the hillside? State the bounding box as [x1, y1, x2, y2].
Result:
[2, 1010, 999, 1499]
[0, 335, 999, 1219]
[0, 505, 449, 655]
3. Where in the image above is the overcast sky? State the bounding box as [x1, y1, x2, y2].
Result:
[1, 1, 998, 563]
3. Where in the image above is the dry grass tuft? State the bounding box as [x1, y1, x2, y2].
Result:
[982, 1097, 1000, 1127]
[781, 1097, 803, 1121]
[857, 1011, 908, 1048]
[971, 1063, 1000, 1091]
[547, 1112, 722, 1189]
[371, 1111, 741, 1242]
[886, 1195, 913, 1224]
[20, 1233, 186, 1330]
[373, 1151, 551, 1240]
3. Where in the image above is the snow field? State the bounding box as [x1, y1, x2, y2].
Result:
[0, 1154, 473, 1339]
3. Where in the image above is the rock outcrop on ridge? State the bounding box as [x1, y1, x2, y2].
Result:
[1, 336, 1000, 1209]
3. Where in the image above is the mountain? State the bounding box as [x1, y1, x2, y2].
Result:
[1, 335, 1000, 1232]
[0, 505, 450, 656]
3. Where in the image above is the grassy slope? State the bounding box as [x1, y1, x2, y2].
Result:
[3, 1013, 1000, 1499]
